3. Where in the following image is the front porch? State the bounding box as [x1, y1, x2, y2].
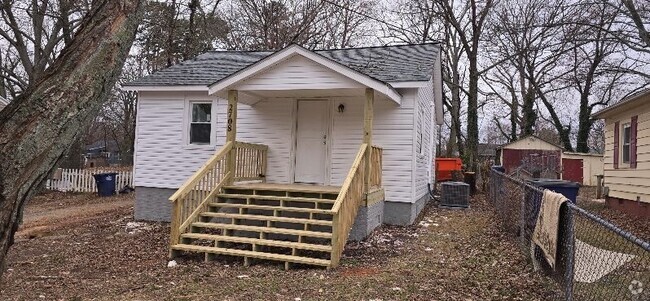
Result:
[166, 45, 395, 269]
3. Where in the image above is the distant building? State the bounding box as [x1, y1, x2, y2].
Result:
[85, 139, 121, 168]
[477, 143, 499, 162]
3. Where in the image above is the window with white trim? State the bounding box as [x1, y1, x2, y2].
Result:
[417, 103, 424, 155]
[622, 123, 631, 163]
[189, 102, 212, 145]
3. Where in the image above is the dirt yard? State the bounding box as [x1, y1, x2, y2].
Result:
[1, 191, 558, 300]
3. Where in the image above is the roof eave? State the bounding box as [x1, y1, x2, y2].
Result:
[122, 85, 209, 92]
[593, 89, 650, 119]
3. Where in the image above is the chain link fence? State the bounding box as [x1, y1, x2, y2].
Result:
[489, 170, 650, 301]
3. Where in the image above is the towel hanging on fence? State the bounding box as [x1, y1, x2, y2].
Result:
[532, 190, 568, 269]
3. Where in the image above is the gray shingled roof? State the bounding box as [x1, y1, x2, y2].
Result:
[126, 43, 440, 87]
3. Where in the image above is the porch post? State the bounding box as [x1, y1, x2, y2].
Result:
[226, 90, 238, 184]
[364, 88, 374, 192]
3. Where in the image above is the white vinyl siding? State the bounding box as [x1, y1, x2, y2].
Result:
[413, 78, 435, 201]
[603, 101, 650, 203]
[134, 92, 217, 188]
[134, 86, 431, 205]
[329, 90, 418, 203]
[236, 55, 364, 91]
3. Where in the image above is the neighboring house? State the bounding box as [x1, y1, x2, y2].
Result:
[85, 139, 121, 168]
[498, 135, 563, 178]
[562, 152, 604, 186]
[124, 43, 443, 268]
[593, 89, 650, 217]
[0, 96, 8, 111]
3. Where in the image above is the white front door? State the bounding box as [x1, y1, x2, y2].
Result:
[294, 100, 329, 184]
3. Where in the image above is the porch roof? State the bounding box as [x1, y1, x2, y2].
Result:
[124, 43, 440, 88]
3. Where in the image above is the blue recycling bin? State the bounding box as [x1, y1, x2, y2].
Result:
[527, 179, 580, 204]
[94, 172, 117, 197]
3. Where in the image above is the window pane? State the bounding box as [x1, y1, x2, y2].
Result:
[623, 145, 630, 163]
[192, 103, 211, 122]
[624, 126, 631, 143]
[190, 123, 211, 144]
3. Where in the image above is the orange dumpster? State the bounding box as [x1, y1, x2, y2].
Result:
[436, 158, 463, 182]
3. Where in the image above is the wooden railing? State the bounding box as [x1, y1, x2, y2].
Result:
[330, 144, 368, 267]
[168, 141, 268, 253]
[233, 141, 268, 181]
[369, 145, 383, 188]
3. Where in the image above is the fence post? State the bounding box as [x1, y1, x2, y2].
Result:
[519, 184, 526, 248]
[564, 205, 575, 301]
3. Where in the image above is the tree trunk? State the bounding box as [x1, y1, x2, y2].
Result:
[466, 57, 479, 170]
[0, 0, 142, 276]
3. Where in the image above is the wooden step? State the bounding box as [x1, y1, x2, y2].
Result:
[209, 203, 334, 215]
[224, 184, 340, 195]
[217, 193, 336, 204]
[201, 212, 333, 226]
[171, 244, 331, 267]
[181, 233, 332, 252]
[192, 222, 333, 239]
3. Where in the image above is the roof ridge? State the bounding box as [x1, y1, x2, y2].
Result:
[200, 42, 441, 54]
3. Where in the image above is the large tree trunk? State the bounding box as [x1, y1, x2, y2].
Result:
[0, 0, 142, 276]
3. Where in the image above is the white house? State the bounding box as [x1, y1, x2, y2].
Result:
[124, 43, 443, 268]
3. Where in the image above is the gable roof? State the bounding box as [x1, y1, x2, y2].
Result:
[499, 135, 564, 150]
[124, 43, 440, 88]
[208, 44, 404, 104]
[593, 88, 650, 119]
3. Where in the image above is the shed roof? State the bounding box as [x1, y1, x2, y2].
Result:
[499, 135, 564, 151]
[125, 43, 440, 87]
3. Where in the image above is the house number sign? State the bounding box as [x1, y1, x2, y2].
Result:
[227, 104, 233, 132]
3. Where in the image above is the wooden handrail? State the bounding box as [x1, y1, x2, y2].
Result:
[169, 141, 233, 202]
[330, 143, 368, 267]
[233, 141, 268, 181]
[369, 145, 383, 188]
[169, 140, 268, 257]
[331, 144, 368, 213]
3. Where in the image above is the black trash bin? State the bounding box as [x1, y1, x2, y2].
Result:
[491, 165, 505, 173]
[528, 179, 580, 204]
[94, 172, 117, 197]
[525, 179, 579, 278]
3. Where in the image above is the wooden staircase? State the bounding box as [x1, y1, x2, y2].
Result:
[168, 141, 382, 269]
[171, 184, 339, 268]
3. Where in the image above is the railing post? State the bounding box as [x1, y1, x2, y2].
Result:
[564, 205, 575, 301]
[226, 90, 238, 184]
[169, 200, 182, 257]
[364, 88, 374, 192]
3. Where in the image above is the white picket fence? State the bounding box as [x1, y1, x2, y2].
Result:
[46, 168, 134, 193]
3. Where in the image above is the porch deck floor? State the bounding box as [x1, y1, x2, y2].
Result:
[228, 182, 341, 194]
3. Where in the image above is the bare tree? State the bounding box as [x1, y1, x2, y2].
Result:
[0, 0, 141, 274]
[0, 0, 90, 96]
[223, 0, 327, 50]
[434, 0, 497, 168]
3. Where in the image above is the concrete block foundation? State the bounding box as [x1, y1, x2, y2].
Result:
[135, 187, 174, 222]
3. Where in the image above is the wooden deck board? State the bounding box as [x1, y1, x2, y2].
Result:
[171, 244, 331, 266]
[227, 183, 341, 194]
[201, 212, 333, 226]
[209, 203, 334, 215]
[217, 193, 336, 204]
[181, 233, 332, 252]
[192, 222, 333, 238]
